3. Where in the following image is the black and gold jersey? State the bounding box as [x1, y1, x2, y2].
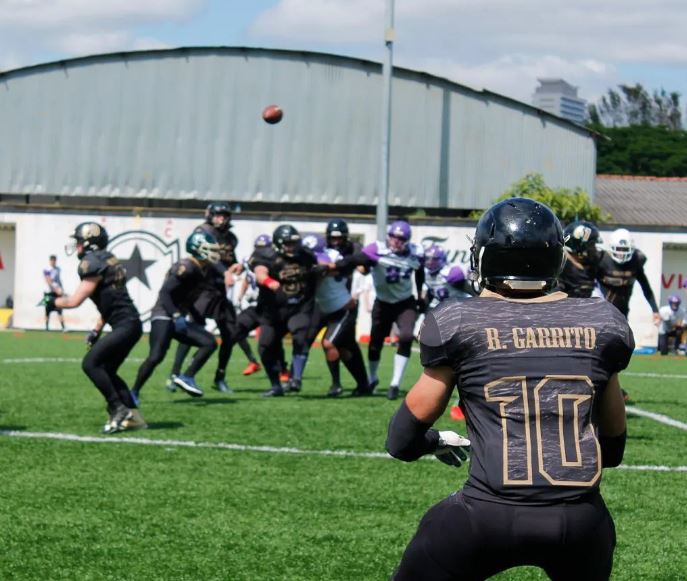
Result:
[420, 290, 634, 505]
[151, 257, 208, 319]
[596, 249, 658, 316]
[249, 246, 318, 309]
[78, 250, 139, 325]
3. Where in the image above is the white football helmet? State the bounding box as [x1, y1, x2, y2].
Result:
[609, 228, 635, 263]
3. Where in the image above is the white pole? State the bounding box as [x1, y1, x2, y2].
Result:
[376, 0, 395, 241]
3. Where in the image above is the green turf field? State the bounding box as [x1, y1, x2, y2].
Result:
[1, 331, 685, 580]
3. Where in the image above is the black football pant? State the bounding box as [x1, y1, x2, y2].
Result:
[173, 299, 238, 381]
[134, 319, 216, 393]
[658, 329, 682, 355]
[82, 319, 142, 410]
[369, 297, 417, 361]
[321, 306, 368, 389]
[258, 307, 312, 386]
[393, 491, 615, 581]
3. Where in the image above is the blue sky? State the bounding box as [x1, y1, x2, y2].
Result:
[1, 0, 686, 110]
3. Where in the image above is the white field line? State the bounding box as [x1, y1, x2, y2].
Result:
[1, 357, 144, 363]
[0, 430, 685, 473]
[624, 372, 687, 380]
[626, 406, 687, 431]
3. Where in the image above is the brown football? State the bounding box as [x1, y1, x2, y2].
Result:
[262, 104, 283, 124]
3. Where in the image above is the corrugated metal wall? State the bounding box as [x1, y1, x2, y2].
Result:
[0, 47, 596, 210]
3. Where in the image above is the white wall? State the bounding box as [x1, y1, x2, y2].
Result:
[3, 208, 685, 347]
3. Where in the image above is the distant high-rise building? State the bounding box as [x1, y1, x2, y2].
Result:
[532, 79, 587, 125]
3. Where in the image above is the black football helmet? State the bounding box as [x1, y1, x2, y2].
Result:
[205, 202, 232, 231]
[563, 221, 601, 261]
[67, 222, 109, 259]
[326, 218, 349, 249]
[470, 198, 564, 292]
[273, 224, 301, 257]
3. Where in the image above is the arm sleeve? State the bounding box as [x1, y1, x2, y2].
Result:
[414, 264, 425, 295]
[385, 400, 440, 462]
[635, 267, 658, 313]
[158, 269, 185, 316]
[335, 251, 375, 273]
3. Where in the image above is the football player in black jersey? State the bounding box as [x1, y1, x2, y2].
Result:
[54, 222, 144, 433]
[597, 228, 661, 324]
[131, 231, 220, 400]
[386, 198, 633, 581]
[558, 220, 601, 298]
[249, 224, 319, 397]
[169, 202, 241, 393]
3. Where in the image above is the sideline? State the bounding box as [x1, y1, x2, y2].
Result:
[0, 429, 685, 473]
[626, 406, 687, 431]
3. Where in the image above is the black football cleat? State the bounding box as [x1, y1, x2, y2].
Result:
[263, 385, 285, 397]
[327, 385, 344, 397]
[387, 385, 400, 400]
[286, 378, 302, 393]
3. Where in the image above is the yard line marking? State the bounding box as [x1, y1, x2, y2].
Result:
[624, 372, 687, 380]
[1, 357, 143, 364]
[0, 430, 685, 472]
[626, 406, 687, 431]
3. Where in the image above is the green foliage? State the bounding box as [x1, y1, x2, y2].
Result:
[0, 332, 686, 580]
[470, 173, 610, 224]
[588, 84, 683, 130]
[592, 124, 687, 177]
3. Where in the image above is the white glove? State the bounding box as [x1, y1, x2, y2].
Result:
[435, 430, 471, 467]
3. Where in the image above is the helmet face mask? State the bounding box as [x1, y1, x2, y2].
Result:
[470, 198, 564, 293]
[187, 230, 221, 263]
[424, 244, 447, 274]
[205, 202, 232, 232]
[66, 222, 109, 259]
[609, 228, 635, 264]
[387, 220, 411, 253]
[273, 225, 301, 257]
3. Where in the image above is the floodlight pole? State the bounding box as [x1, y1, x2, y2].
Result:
[376, 0, 395, 241]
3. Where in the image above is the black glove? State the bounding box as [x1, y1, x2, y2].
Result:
[434, 431, 471, 468]
[416, 297, 428, 314]
[173, 314, 188, 333]
[86, 329, 101, 349]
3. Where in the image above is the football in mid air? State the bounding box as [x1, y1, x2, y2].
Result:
[262, 104, 283, 124]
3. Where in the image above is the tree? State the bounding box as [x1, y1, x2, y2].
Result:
[588, 84, 682, 130]
[470, 174, 610, 224]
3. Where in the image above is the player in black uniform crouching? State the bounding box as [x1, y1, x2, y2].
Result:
[131, 230, 220, 400]
[249, 224, 319, 397]
[558, 220, 601, 298]
[386, 198, 633, 580]
[54, 222, 144, 433]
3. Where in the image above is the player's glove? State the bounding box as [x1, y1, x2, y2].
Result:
[416, 297, 428, 314]
[85, 329, 101, 349]
[173, 314, 188, 333]
[40, 293, 56, 310]
[434, 430, 471, 468]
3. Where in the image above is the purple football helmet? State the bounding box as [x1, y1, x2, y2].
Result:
[254, 233, 272, 249]
[668, 294, 682, 310]
[424, 244, 447, 274]
[302, 233, 326, 254]
[387, 220, 411, 253]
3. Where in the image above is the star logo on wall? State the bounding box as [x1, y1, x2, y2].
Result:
[121, 244, 156, 289]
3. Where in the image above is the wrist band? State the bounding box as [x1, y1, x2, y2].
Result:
[262, 276, 278, 287]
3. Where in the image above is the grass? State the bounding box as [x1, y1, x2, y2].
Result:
[0, 331, 685, 580]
